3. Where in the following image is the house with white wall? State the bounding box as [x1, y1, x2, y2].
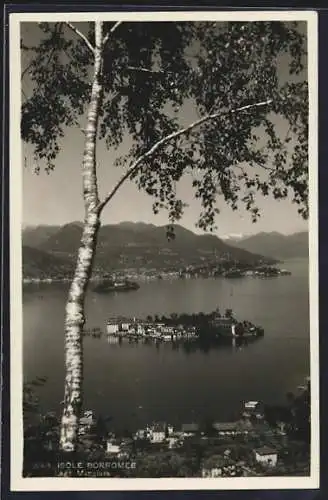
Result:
[149, 422, 166, 443]
[106, 441, 121, 455]
[201, 456, 239, 477]
[107, 322, 119, 334]
[254, 446, 278, 467]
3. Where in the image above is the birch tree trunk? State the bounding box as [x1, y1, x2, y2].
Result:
[60, 22, 104, 452]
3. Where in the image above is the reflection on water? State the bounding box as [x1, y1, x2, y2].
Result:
[23, 258, 310, 431]
[103, 334, 262, 354]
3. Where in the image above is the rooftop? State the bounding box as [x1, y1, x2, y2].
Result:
[202, 455, 234, 469]
[182, 423, 199, 432]
[255, 446, 278, 456]
[151, 422, 166, 432]
[212, 422, 239, 431]
[212, 317, 234, 324]
[79, 417, 94, 426]
[106, 438, 121, 446]
[107, 316, 132, 324]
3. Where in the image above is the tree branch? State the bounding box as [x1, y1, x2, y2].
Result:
[98, 98, 273, 214]
[257, 163, 274, 172]
[103, 21, 123, 46]
[124, 66, 165, 75]
[21, 42, 39, 52]
[22, 23, 63, 81]
[283, 124, 292, 144]
[64, 22, 95, 54]
[21, 62, 34, 81]
[22, 34, 59, 82]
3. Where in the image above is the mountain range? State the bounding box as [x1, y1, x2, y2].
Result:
[22, 222, 278, 279]
[227, 231, 309, 260]
[22, 225, 62, 248]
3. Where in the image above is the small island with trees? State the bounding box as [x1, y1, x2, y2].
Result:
[93, 277, 140, 293]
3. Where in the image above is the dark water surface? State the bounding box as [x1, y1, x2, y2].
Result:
[23, 258, 310, 431]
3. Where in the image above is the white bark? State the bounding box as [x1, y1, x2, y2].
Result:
[59, 21, 104, 452]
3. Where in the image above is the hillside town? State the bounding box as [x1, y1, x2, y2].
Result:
[23, 262, 291, 286]
[24, 377, 310, 478]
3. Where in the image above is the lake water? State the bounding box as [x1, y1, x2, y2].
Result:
[23, 258, 310, 431]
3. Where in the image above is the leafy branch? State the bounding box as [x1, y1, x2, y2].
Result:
[63, 21, 123, 57]
[103, 21, 123, 46]
[124, 66, 165, 75]
[64, 22, 95, 54]
[98, 98, 273, 213]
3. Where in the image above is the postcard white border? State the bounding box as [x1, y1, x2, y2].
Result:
[10, 9, 319, 492]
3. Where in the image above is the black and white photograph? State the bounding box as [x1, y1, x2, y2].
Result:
[10, 10, 318, 490]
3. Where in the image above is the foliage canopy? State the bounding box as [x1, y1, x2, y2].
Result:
[21, 20, 308, 231]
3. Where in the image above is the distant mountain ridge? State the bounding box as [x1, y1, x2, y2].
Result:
[228, 231, 309, 260]
[22, 221, 277, 278]
[22, 225, 62, 248]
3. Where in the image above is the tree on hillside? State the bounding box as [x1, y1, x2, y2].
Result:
[21, 19, 308, 452]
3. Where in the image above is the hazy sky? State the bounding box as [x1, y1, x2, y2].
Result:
[21, 21, 309, 238]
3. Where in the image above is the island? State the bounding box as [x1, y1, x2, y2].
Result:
[92, 278, 140, 294]
[105, 309, 264, 345]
